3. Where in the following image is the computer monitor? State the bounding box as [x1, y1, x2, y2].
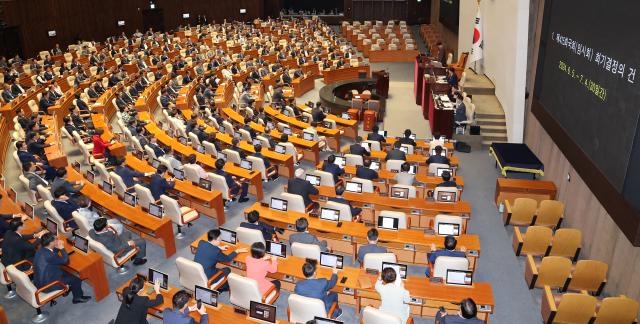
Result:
[344, 181, 362, 193]
[314, 317, 343, 324]
[408, 164, 418, 175]
[46, 218, 58, 235]
[305, 174, 321, 186]
[219, 125, 225, 133]
[377, 130, 387, 137]
[72, 161, 81, 172]
[219, 227, 237, 244]
[249, 301, 277, 324]
[134, 150, 144, 161]
[218, 152, 227, 161]
[149, 203, 163, 218]
[24, 203, 35, 218]
[197, 145, 205, 154]
[320, 252, 343, 269]
[446, 269, 473, 286]
[370, 161, 380, 171]
[334, 156, 346, 168]
[436, 191, 457, 203]
[319, 207, 340, 222]
[302, 131, 314, 141]
[148, 268, 169, 290]
[124, 191, 137, 207]
[194, 285, 218, 307]
[151, 159, 161, 169]
[265, 241, 286, 258]
[377, 216, 399, 231]
[275, 144, 286, 154]
[266, 121, 274, 129]
[86, 170, 95, 183]
[323, 121, 332, 129]
[341, 112, 350, 119]
[390, 187, 409, 199]
[234, 131, 242, 140]
[283, 127, 292, 135]
[360, 142, 371, 152]
[301, 116, 309, 123]
[431, 148, 447, 156]
[73, 234, 89, 254]
[399, 146, 409, 154]
[240, 160, 253, 170]
[252, 138, 262, 146]
[173, 168, 185, 180]
[409, 134, 416, 140]
[283, 109, 290, 117]
[437, 222, 461, 236]
[102, 181, 114, 195]
[199, 178, 212, 191]
[436, 167, 453, 177]
[382, 261, 408, 279]
[178, 136, 188, 145]
[269, 197, 288, 211]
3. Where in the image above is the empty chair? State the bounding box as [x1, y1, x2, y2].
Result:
[542, 286, 597, 324]
[362, 306, 406, 324]
[432, 256, 469, 279]
[324, 200, 353, 222]
[350, 178, 375, 193]
[535, 200, 565, 228]
[288, 294, 338, 323]
[228, 273, 279, 310]
[281, 192, 314, 213]
[0, 262, 17, 299]
[525, 255, 572, 290]
[594, 295, 639, 324]
[175, 257, 228, 292]
[6, 264, 68, 322]
[183, 164, 203, 183]
[89, 236, 139, 274]
[503, 198, 537, 226]
[345, 154, 364, 166]
[433, 215, 464, 236]
[291, 242, 322, 260]
[160, 195, 199, 239]
[236, 227, 266, 246]
[134, 184, 157, 210]
[390, 185, 416, 198]
[222, 149, 241, 165]
[379, 210, 407, 229]
[513, 226, 553, 257]
[567, 260, 607, 295]
[385, 160, 404, 172]
[362, 253, 397, 271]
[548, 228, 582, 261]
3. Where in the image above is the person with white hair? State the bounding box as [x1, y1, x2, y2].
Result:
[287, 168, 318, 207]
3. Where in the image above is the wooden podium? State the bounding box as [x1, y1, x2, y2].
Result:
[363, 110, 376, 131]
[414, 54, 430, 105]
[372, 70, 389, 98]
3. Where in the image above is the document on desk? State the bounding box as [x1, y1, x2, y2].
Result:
[439, 95, 450, 102]
[443, 102, 454, 108]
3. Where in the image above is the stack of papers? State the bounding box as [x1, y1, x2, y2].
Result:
[443, 102, 454, 108]
[439, 95, 450, 102]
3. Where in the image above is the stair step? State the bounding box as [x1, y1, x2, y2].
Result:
[479, 127, 507, 133]
[476, 113, 505, 119]
[482, 135, 509, 141]
[482, 140, 508, 146]
[464, 87, 496, 96]
[476, 120, 506, 126]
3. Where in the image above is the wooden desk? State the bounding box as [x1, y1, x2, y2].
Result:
[323, 65, 371, 84]
[335, 164, 465, 191]
[494, 178, 557, 205]
[292, 75, 315, 97]
[298, 104, 358, 140]
[264, 106, 342, 152]
[368, 50, 420, 63]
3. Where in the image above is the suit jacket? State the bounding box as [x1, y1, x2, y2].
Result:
[349, 144, 370, 156]
[398, 137, 417, 146]
[149, 174, 175, 200]
[148, 143, 165, 157]
[2, 90, 15, 102]
[114, 288, 164, 324]
[428, 249, 466, 265]
[240, 221, 275, 242]
[18, 150, 38, 164]
[357, 244, 387, 263]
[385, 149, 406, 161]
[33, 247, 69, 291]
[437, 180, 458, 188]
[287, 178, 318, 207]
[51, 199, 79, 221]
[52, 177, 82, 195]
[289, 232, 327, 251]
[89, 229, 133, 255]
[294, 273, 337, 301]
[162, 308, 208, 324]
[25, 171, 48, 191]
[426, 155, 450, 165]
[1, 230, 38, 266]
[322, 163, 344, 183]
[355, 166, 378, 180]
[436, 313, 483, 324]
[115, 165, 145, 188]
[193, 240, 237, 278]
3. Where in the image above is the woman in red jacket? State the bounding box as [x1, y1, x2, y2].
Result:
[92, 128, 113, 159]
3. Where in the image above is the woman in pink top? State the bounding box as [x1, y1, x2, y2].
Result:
[245, 242, 281, 295]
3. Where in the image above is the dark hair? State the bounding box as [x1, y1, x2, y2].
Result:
[372, 125, 379, 133]
[381, 267, 397, 284]
[187, 154, 197, 164]
[441, 170, 451, 181]
[207, 229, 221, 241]
[444, 235, 457, 250]
[95, 128, 104, 135]
[157, 165, 168, 174]
[22, 162, 32, 172]
[41, 232, 56, 247]
[302, 262, 316, 278]
[76, 195, 91, 208]
[335, 185, 345, 196]
[93, 217, 108, 231]
[367, 228, 379, 242]
[401, 162, 410, 172]
[172, 290, 192, 309]
[280, 134, 289, 142]
[247, 210, 259, 223]
[53, 187, 67, 198]
[56, 168, 67, 178]
[363, 159, 372, 167]
[355, 136, 362, 143]
[404, 129, 412, 138]
[327, 154, 335, 163]
[254, 143, 262, 153]
[124, 277, 145, 309]
[9, 218, 23, 231]
[460, 298, 478, 319]
[295, 217, 308, 232]
[215, 158, 225, 170]
[250, 242, 266, 258]
[15, 141, 25, 150]
[394, 141, 401, 149]
[434, 145, 443, 154]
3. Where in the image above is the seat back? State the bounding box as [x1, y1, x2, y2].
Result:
[433, 215, 464, 236]
[568, 260, 608, 293]
[88, 237, 119, 268]
[521, 226, 553, 256]
[428, 163, 450, 175]
[434, 187, 460, 202]
[345, 153, 364, 166]
[379, 210, 407, 229]
[109, 172, 129, 198]
[188, 132, 201, 148]
[43, 200, 72, 235]
[72, 211, 92, 237]
[291, 242, 321, 260]
[536, 200, 564, 227]
[400, 144, 414, 155]
[362, 306, 403, 324]
[594, 296, 639, 324]
[160, 195, 184, 225]
[36, 184, 52, 202]
[363, 253, 397, 271]
[183, 164, 204, 183]
[93, 161, 112, 184]
[6, 265, 41, 308]
[239, 129, 252, 142]
[288, 294, 329, 323]
[312, 170, 336, 187]
[325, 200, 352, 222]
[511, 198, 537, 225]
[554, 293, 597, 324]
[385, 160, 404, 172]
[208, 172, 231, 200]
[433, 256, 469, 279]
[282, 142, 299, 164]
[222, 149, 242, 165]
[281, 192, 307, 213]
[176, 257, 208, 290]
[134, 184, 155, 210]
[203, 141, 218, 156]
[390, 184, 416, 198]
[350, 177, 375, 193]
[236, 227, 266, 246]
[228, 273, 262, 310]
[247, 156, 267, 180]
[537, 256, 572, 289]
[548, 228, 582, 259]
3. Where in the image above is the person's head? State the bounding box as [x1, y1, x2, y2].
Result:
[16, 141, 25, 150]
[401, 162, 410, 172]
[9, 218, 24, 232]
[355, 136, 362, 144]
[53, 188, 67, 200]
[363, 158, 372, 168]
[254, 143, 262, 153]
[124, 276, 145, 308]
[93, 217, 109, 232]
[434, 145, 443, 156]
[187, 154, 197, 164]
[295, 217, 308, 232]
[55, 168, 67, 179]
[381, 267, 397, 284]
[22, 161, 34, 173]
[404, 129, 412, 138]
[247, 210, 260, 224]
[250, 242, 266, 259]
[231, 138, 239, 147]
[335, 185, 345, 196]
[327, 154, 335, 164]
[157, 165, 168, 175]
[460, 298, 478, 319]
[215, 158, 225, 170]
[441, 170, 451, 182]
[302, 261, 317, 278]
[41, 232, 57, 249]
[394, 141, 402, 149]
[207, 229, 221, 243]
[449, 67, 455, 74]
[372, 125, 379, 133]
[295, 168, 305, 179]
[63, 116, 71, 124]
[280, 134, 289, 142]
[367, 228, 379, 244]
[444, 235, 457, 251]
[172, 290, 192, 311]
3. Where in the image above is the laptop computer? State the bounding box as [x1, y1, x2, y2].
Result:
[305, 174, 321, 186]
[323, 121, 332, 129]
[86, 170, 95, 183]
[399, 146, 409, 154]
[283, 127, 292, 135]
[446, 269, 473, 286]
[382, 261, 408, 279]
[195, 285, 219, 307]
[302, 131, 314, 141]
[360, 142, 371, 152]
[369, 161, 380, 171]
[274, 144, 286, 154]
[240, 160, 253, 170]
[46, 217, 58, 235]
[377, 215, 399, 231]
[301, 116, 310, 123]
[390, 187, 409, 199]
[173, 168, 185, 180]
[377, 130, 387, 137]
[102, 181, 114, 195]
[437, 222, 461, 236]
[341, 112, 350, 120]
[436, 167, 453, 177]
[219, 227, 237, 244]
[344, 181, 362, 193]
[197, 145, 206, 154]
[249, 301, 277, 324]
[124, 191, 137, 207]
[73, 234, 89, 254]
[334, 156, 346, 168]
[319, 207, 340, 222]
[436, 191, 457, 203]
[149, 203, 163, 218]
[199, 178, 212, 191]
[269, 197, 288, 211]
[408, 164, 418, 175]
[265, 240, 287, 258]
[431, 148, 447, 156]
[320, 252, 344, 269]
[148, 268, 169, 290]
[252, 138, 262, 146]
[72, 161, 81, 172]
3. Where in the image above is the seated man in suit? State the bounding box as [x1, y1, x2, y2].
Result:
[253, 143, 278, 180]
[398, 129, 417, 147]
[51, 168, 84, 197]
[90, 217, 147, 265]
[349, 136, 371, 157]
[395, 162, 416, 186]
[23, 162, 49, 192]
[425, 235, 466, 277]
[329, 186, 361, 219]
[287, 168, 319, 208]
[162, 290, 208, 324]
[437, 170, 458, 188]
[51, 188, 79, 229]
[367, 125, 386, 143]
[357, 228, 388, 265]
[115, 158, 152, 189]
[194, 229, 248, 291]
[385, 141, 407, 161]
[33, 233, 90, 303]
[149, 165, 176, 200]
[355, 159, 379, 181]
[322, 155, 344, 184]
[240, 210, 277, 242]
[214, 158, 249, 203]
[76, 195, 123, 234]
[426, 145, 451, 165]
[1, 218, 46, 270]
[289, 218, 328, 252]
[185, 154, 208, 179]
[311, 103, 326, 123]
[436, 298, 484, 324]
[147, 136, 166, 158]
[294, 261, 342, 318]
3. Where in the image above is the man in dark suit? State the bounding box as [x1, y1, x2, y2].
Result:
[329, 186, 361, 219]
[162, 290, 208, 324]
[39, 92, 54, 114]
[51, 168, 84, 196]
[1, 218, 45, 269]
[287, 168, 319, 207]
[398, 129, 417, 146]
[147, 137, 166, 157]
[355, 159, 379, 180]
[367, 125, 386, 142]
[115, 158, 151, 188]
[311, 104, 326, 123]
[51, 188, 79, 229]
[385, 142, 407, 161]
[253, 144, 278, 179]
[289, 218, 327, 251]
[240, 210, 277, 242]
[33, 233, 90, 303]
[349, 136, 370, 157]
[213, 159, 249, 203]
[425, 235, 466, 277]
[2, 84, 15, 102]
[426, 145, 451, 165]
[194, 229, 248, 291]
[75, 94, 90, 113]
[294, 261, 342, 318]
[149, 165, 176, 200]
[437, 171, 457, 188]
[89, 218, 147, 265]
[435, 298, 484, 324]
[322, 155, 344, 183]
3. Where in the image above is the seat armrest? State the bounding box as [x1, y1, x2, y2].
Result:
[262, 283, 280, 304]
[328, 301, 338, 319]
[541, 285, 557, 324]
[513, 227, 524, 256]
[503, 200, 512, 225]
[207, 270, 228, 289]
[525, 254, 538, 289]
[114, 246, 139, 267]
[180, 209, 199, 224]
[35, 280, 69, 306]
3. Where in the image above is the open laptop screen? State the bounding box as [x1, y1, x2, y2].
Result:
[265, 241, 286, 258]
[446, 269, 473, 286]
[270, 197, 288, 211]
[390, 187, 409, 199]
[195, 285, 218, 307]
[382, 261, 408, 279]
[148, 268, 169, 290]
[437, 222, 460, 236]
[377, 216, 399, 230]
[249, 301, 277, 324]
[320, 252, 344, 269]
[305, 174, 321, 186]
[73, 234, 89, 253]
[344, 181, 362, 193]
[219, 227, 237, 244]
[320, 207, 340, 222]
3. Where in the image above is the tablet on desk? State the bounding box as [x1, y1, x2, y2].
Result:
[377, 130, 387, 137]
[252, 138, 262, 146]
[240, 160, 253, 171]
[249, 301, 277, 324]
[399, 146, 409, 154]
[283, 127, 292, 135]
[151, 159, 161, 169]
[408, 164, 418, 175]
[195, 285, 219, 307]
[265, 240, 286, 258]
[431, 148, 447, 156]
[196, 145, 205, 154]
[360, 142, 370, 152]
[178, 136, 188, 145]
[305, 174, 321, 186]
[320, 252, 343, 269]
[274, 144, 286, 154]
[24, 202, 35, 219]
[382, 261, 407, 279]
[345, 181, 362, 193]
[320, 207, 340, 222]
[124, 191, 137, 207]
[390, 187, 409, 199]
[149, 203, 163, 218]
[86, 170, 95, 183]
[72, 161, 81, 172]
[73, 234, 89, 254]
[436, 167, 453, 177]
[301, 116, 309, 123]
[446, 269, 473, 286]
[334, 156, 346, 168]
[377, 215, 399, 231]
[436, 191, 457, 203]
[199, 178, 212, 191]
[369, 160, 380, 171]
[302, 131, 314, 141]
[46, 217, 58, 235]
[437, 222, 460, 236]
[219, 227, 237, 244]
[234, 131, 243, 140]
[270, 197, 288, 211]
[173, 168, 184, 180]
[148, 268, 169, 290]
[218, 152, 227, 161]
[341, 112, 350, 120]
[102, 181, 114, 195]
